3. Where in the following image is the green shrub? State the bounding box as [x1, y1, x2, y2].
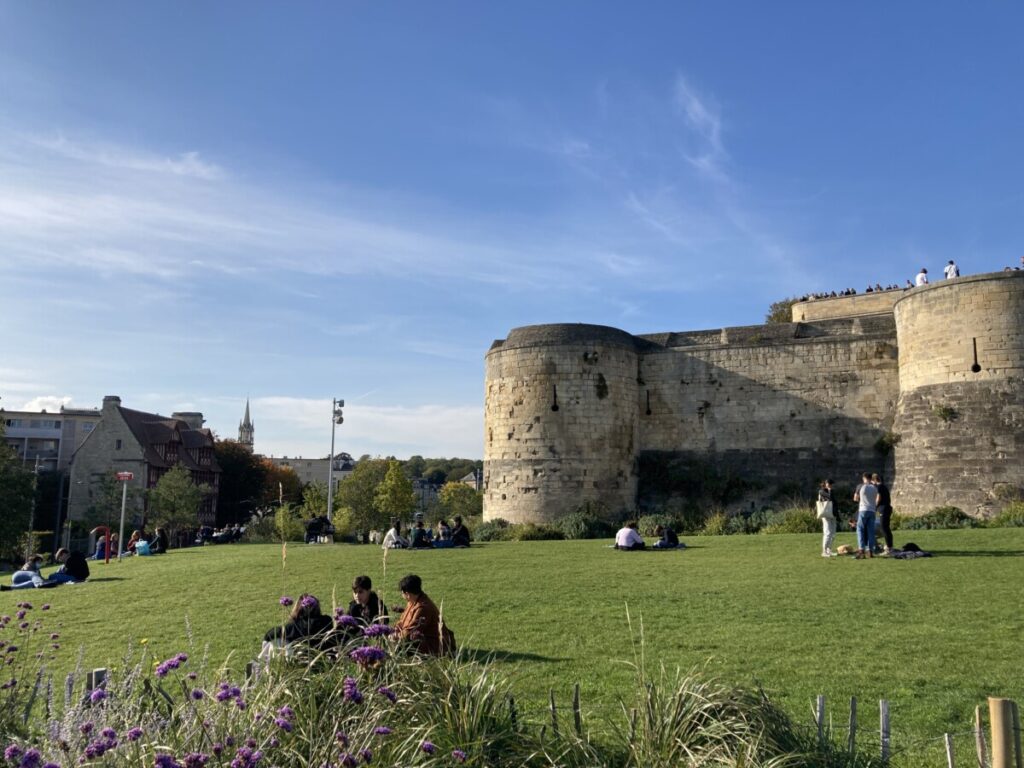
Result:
[761, 506, 818, 534]
[636, 513, 677, 538]
[900, 506, 977, 530]
[987, 501, 1024, 528]
[557, 503, 615, 540]
[242, 512, 279, 543]
[511, 523, 564, 541]
[700, 511, 729, 536]
[474, 518, 512, 541]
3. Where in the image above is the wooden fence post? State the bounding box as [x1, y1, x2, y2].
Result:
[976, 705, 989, 768]
[989, 697, 1015, 768]
[816, 694, 826, 749]
[549, 690, 559, 739]
[880, 699, 891, 765]
[945, 733, 955, 768]
[1011, 700, 1022, 768]
[848, 696, 857, 754]
[572, 682, 582, 737]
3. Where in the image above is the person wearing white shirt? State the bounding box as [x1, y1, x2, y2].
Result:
[614, 522, 645, 551]
[381, 520, 410, 550]
[943, 260, 959, 279]
[914, 268, 929, 286]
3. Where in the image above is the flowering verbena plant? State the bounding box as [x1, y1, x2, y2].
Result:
[0, 600, 493, 768]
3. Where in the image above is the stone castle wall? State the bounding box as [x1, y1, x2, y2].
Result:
[891, 272, 1024, 515]
[484, 272, 1024, 523]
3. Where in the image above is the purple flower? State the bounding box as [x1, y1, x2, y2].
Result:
[245, 740, 256, 749]
[215, 689, 233, 703]
[126, 727, 143, 742]
[235, 699, 247, 711]
[154, 754, 182, 768]
[361, 624, 393, 638]
[186, 672, 197, 681]
[42, 764, 60, 768]
[279, 596, 293, 607]
[276, 705, 294, 719]
[268, 738, 279, 748]
[451, 749, 467, 763]
[15, 611, 25, 620]
[274, 718, 292, 732]
[335, 732, 349, 747]
[79, 722, 94, 735]
[5, 745, 24, 761]
[348, 646, 386, 666]
[339, 754, 357, 768]
[191, 689, 204, 700]
[372, 727, 391, 736]
[20, 748, 42, 768]
[375, 686, 397, 703]
[211, 744, 223, 757]
[41, 605, 50, 611]
[176, 653, 189, 663]
[335, 615, 360, 627]
[50, 634, 59, 640]
[358, 749, 372, 764]
[299, 595, 318, 610]
[101, 728, 116, 739]
[420, 741, 436, 755]
[184, 753, 209, 768]
[16, 602, 32, 610]
[342, 677, 363, 704]
[89, 688, 107, 703]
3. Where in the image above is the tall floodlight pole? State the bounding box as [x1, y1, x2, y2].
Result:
[326, 398, 344, 522]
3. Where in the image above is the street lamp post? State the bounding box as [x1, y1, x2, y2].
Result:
[326, 398, 344, 522]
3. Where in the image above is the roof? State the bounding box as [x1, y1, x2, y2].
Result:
[117, 406, 221, 473]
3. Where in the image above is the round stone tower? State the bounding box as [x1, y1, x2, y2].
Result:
[483, 323, 641, 524]
[892, 271, 1024, 516]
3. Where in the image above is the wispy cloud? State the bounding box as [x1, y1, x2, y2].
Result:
[19, 395, 73, 412]
[28, 134, 225, 180]
[672, 75, 730, 186]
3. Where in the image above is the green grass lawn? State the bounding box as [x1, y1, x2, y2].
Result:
[5, 528, 1022, 765]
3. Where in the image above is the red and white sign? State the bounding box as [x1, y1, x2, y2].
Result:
[115, 471, 134, 481]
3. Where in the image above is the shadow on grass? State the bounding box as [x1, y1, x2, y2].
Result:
[924, 549, 1024, 558]
[86, 577, 128, 582]
[459, 646, 567, 663]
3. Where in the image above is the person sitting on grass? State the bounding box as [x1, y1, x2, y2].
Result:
[47, 548, 90, 585]
[4, 555, 46, 590]
[150, 527, 170, 554]
[450, 516, 471, 548]
[433, 519, 453, 548]
[652, 524, 681, 549]
[381, 520, 410, 549]
[614, 521, 645, 550]
[343, 575, 389, 637]
[393, 574, 455, 656]
[262, 594, 337, 656]
[125, 530, 142, 555]
[410, 520, 433, 549]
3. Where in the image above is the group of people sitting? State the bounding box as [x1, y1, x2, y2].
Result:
[303, 516, 336, 544]
[261, 573, 455, 658]
[613, 521, 685, 551]
[2, 548, 90, 590]
[380, 516, 471, 550]
[122, 528, 170, 556]
[196, 525, 245, 545]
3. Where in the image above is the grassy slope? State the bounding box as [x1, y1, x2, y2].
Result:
[4, 528, 1022, 763]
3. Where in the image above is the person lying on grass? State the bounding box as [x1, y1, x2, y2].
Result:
[392, 574, 455, 656]
[4, 554, 46, 589]
[2, 549, 89, 590]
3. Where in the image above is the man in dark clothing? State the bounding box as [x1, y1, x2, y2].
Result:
[873, 473, 894, 554]
[450, 516, 471, 547]
[49, 548, 89, 584]
[652, 524, 681, 549]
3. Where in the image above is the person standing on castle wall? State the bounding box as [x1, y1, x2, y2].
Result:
[853, 473, 879, 559]
[872, 473, 893, 555]
[915, 268, 929, 287]
[943, 260, 960, 279]
[816, 479, 837, 557]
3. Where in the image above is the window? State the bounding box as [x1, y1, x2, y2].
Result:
[115, 439, 122, 450]
[82, 423, 94, 432]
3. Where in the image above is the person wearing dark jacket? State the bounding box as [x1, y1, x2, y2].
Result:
[50, 548, 90, 584]
[873, 473, 894, 554]
[263, 594, 336, 652]
[450, 516, 471, 548]
[342, 575, 388, 638]
[652, 524, 681, 549]
[150, 528, 170, 554]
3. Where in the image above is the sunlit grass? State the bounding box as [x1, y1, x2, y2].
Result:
[4, 528, 1022, 765]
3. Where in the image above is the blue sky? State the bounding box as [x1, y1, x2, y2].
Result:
[2, 2, 1022, 459]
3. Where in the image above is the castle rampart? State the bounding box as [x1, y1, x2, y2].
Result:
[791, 290, 903, 322]
[484, 271, 1024, 523]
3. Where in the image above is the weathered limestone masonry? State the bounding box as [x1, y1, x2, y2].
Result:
[484, 271, 1024, 523]
[892, 272, 1024, 516]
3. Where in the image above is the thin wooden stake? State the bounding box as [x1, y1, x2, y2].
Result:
[976, 705, 989, 768]
[1011, 700, 1022, 768]
[508, 695, 518, 732]
[549, 689, 559, 739]
[945, 733, 956, 768]
[572, 682, 582, 737]
[848, 696, 858, 754]
[880, 699, 891, 765]
[816, 694, 826, 749]
[990, 697, 1014, 768]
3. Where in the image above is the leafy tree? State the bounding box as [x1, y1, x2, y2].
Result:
[438, 481, 483, 520]
[765, 296, 799, 324]
[405, 455, 426, 479]
[148, 464, 210, 535]
[421, 465, 448, 485]
[0, 425, 33, 561]
[259, 460, 302, 508]
[214, 440, 268, 526]
[374, 459, 416, 525]
[299, 480, 329, 519]
[335, 458, 389, 533]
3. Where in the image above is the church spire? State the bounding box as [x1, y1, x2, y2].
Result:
[238, 398, 254, 452]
